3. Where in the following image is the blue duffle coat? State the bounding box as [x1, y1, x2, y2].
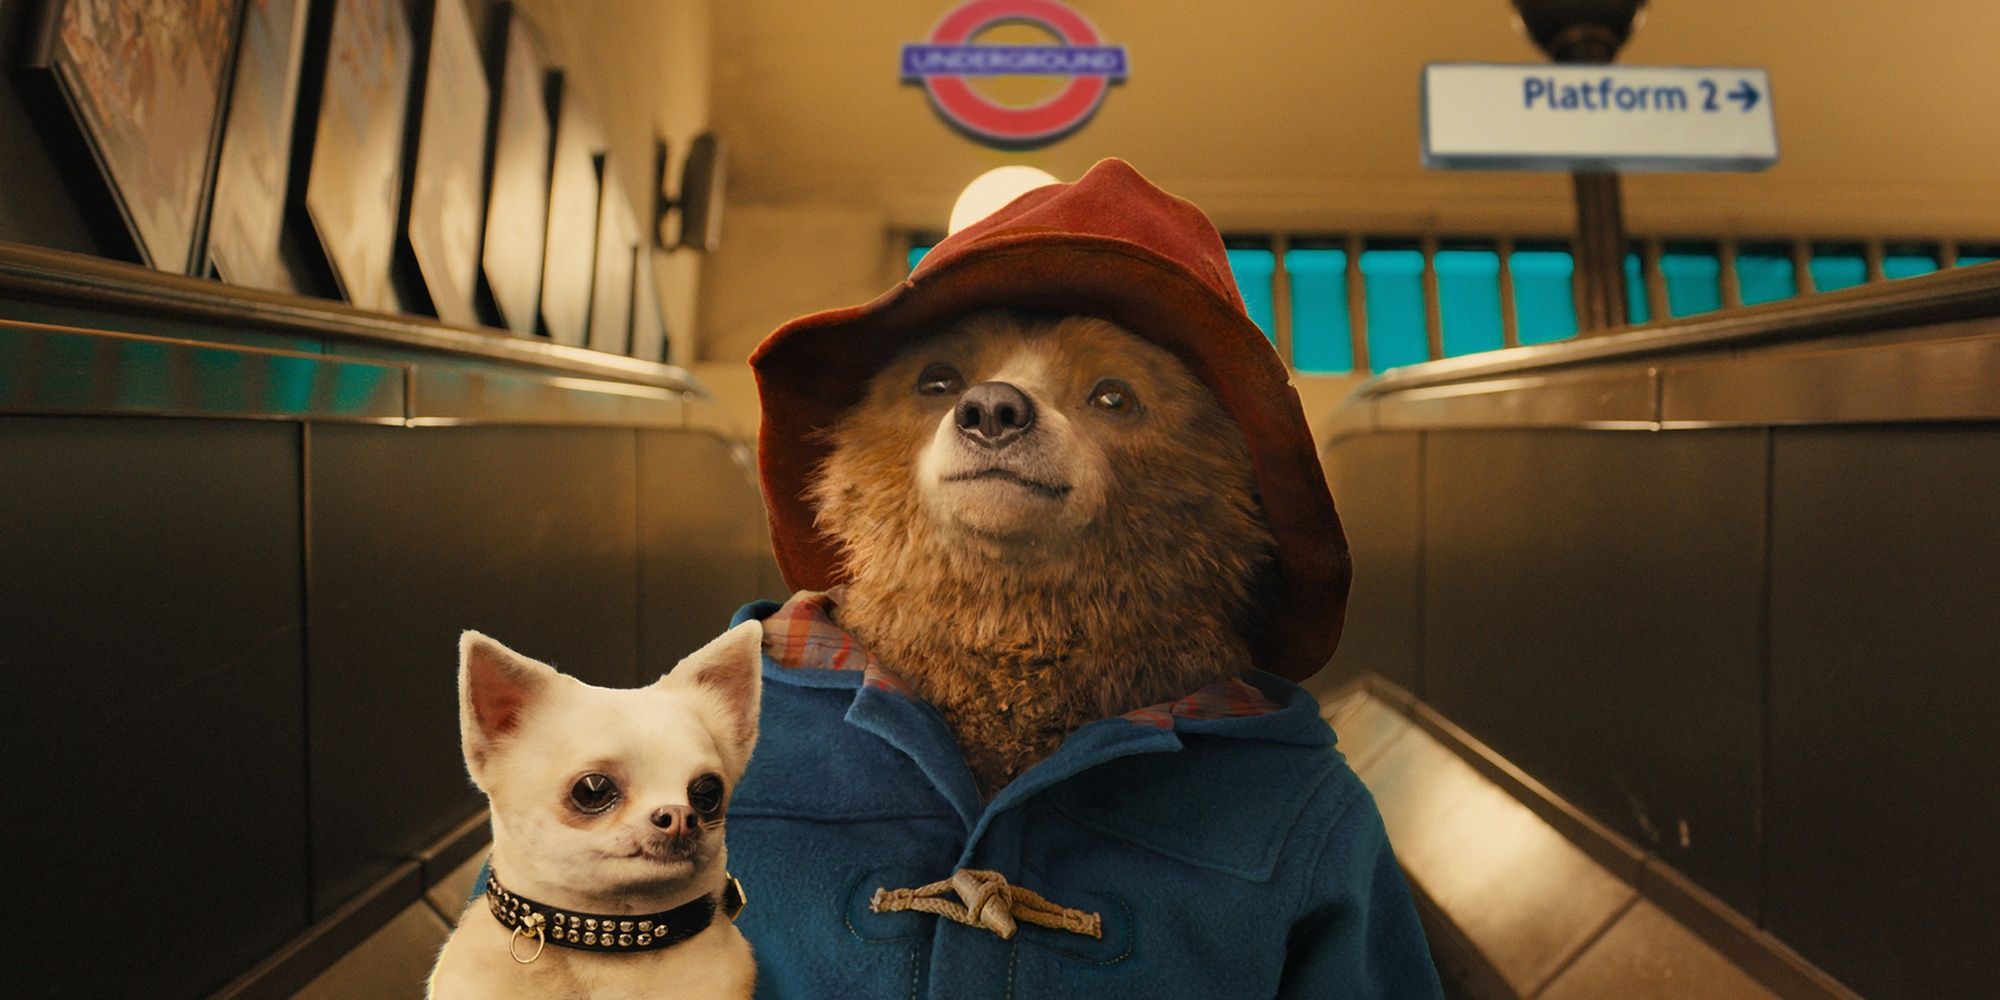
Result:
[725, 599, 1442, 999]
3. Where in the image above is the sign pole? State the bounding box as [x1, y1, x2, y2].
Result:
[1571, 169, 1627, 330]
[1512, 0, 1647, 332]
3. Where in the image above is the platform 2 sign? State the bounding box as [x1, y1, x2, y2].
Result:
[1422, 63, 1777, 172]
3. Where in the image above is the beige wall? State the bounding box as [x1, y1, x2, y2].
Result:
[709, 0, 2000, 237]
[698, 201, 908, 364]
[695, 1, 2000, 435]
[474, 0, 712, 364]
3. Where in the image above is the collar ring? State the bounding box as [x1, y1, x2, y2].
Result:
[510, 922, 546, 964]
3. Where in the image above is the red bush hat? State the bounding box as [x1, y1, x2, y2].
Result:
[750, 158, 1349, 681]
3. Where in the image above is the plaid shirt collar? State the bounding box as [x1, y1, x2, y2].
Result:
[759, 588, 913, 697]
[760, 589, 1287, 729]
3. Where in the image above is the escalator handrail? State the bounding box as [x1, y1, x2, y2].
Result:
[1355, 262, 2000, 398]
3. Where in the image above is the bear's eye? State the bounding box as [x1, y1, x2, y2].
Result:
[1089, 379, 1138, 414]
[916, 364, 965, 397]
[688, 773, 725, 816]
[569, 773, 620, 814]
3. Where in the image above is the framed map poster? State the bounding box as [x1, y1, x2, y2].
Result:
[207, 0, 310, 290]
[302, 0, 414, 313]
[539, 76, 600, 347]
[479, 5, 552, 337]
[405, 0, 489, 327]
[587, 168, 637, 356]
[25, 0, 244, 275]
[630, 247, 668, 362]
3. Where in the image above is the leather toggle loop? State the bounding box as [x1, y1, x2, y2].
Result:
[869, 868, 1102, 941]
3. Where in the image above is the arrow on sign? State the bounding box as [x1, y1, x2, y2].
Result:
[1728, 80, 1760, 111]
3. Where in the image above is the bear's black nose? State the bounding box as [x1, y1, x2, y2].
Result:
[956, 381, 1036, 449]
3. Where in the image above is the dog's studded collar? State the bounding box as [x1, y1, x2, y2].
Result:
[484, 869, 746, 962]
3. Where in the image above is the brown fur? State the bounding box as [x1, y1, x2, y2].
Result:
[807, 312, 1276, 796]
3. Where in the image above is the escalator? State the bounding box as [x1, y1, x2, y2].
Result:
[1314, 261, 2000, 999]
[7, 244, 1996, 998]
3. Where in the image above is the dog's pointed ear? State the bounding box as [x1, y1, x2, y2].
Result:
[460, 631, 556, 773]
[659, 621, 764, 769]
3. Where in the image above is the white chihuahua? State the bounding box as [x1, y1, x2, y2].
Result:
[428, 622, 762, 1000]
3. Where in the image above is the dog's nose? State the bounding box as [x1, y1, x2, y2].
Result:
[650, 805, 696, 837]
[956, 382, 1036, 449]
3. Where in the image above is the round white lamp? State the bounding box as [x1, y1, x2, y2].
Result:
[947, 165, 1060, 236]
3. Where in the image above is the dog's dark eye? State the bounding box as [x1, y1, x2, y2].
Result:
[569, 773, 620, 814]
[688, 773, 725, 816]
[917, 364, 965, 397]
[1089, 379, 1138, 413]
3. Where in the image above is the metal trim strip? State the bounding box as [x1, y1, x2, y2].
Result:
[406, 368, 686, 428]
[0, 320, 406, 423]
[1659, 331, 2000, 425]
[1374, 366, 1659, 431]
[1332, 319, 2000, 434]
[0, 241, 702, 393]
[1357, 263, 2000, 397]
[0, 320, 721, 429]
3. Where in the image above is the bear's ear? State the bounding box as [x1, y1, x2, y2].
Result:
[459, 632, 557, 773]
[658, 621, 764, 771]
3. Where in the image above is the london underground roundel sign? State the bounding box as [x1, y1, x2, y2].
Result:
[900, 0, 1128, 148]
